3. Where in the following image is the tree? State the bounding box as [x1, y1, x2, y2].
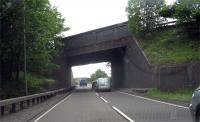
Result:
[90, 69, 108, 82]
[126, 0, 142, 35]
[106, 62, 111, 76]
[24, 0, 67, 75]
[159, 0, 200, 38]
[0, 0, 67, 98]
[106, 62, 111, 68]
[1, 0, 25, 90]
[159, 0, 200, 23]
[127, 0, 166, 35]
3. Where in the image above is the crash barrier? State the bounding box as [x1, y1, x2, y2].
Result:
[0, 87, 73, 116]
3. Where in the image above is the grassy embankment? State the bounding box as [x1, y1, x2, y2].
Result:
[138, 26, 200, 65]
[147, 88, 194, 102]
[137, 25, 199, 102]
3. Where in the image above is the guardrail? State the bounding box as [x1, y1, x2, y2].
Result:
[0, 88, 72, 116]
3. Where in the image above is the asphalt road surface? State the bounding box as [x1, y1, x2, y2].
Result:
[99, 91, 193, 122]
[33, 89, 193, 122]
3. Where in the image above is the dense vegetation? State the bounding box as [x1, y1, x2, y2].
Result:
[0, 0, 67, 99]
[159, 0, 200, 24]
[138, 25, 200, 64]
[89, 69, 108, 82]
[127, 0, 200, 64]
[127, 0, 166, 35]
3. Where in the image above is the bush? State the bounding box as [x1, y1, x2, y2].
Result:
[19, 72, 56, 94]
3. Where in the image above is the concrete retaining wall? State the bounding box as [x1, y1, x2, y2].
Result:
[193, 62, 200, 87]
[157, 62, 200, 90]
[123, 37, 200, 90]
[122, 37, 156, 88]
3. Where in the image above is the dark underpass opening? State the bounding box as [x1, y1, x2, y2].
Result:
[67, 47, 126, 89]
[72, 62, 111, 91]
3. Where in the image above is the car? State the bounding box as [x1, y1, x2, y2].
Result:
[95, 77, 111, 92]
[80, 79, 87, 87]
[190, 86, 200, 122]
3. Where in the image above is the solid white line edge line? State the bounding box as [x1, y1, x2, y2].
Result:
[100, 96, 108, 103]
[112, 106, 135, 122]
[119, 91, 189, 109]
[34, 94, 72, 122]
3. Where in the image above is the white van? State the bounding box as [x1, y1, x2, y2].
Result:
[96, 78, 111, 91]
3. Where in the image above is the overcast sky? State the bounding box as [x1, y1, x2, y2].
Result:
[49, 0, 176, 78]
[72, 62, 111, 78]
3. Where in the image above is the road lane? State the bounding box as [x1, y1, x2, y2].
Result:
[99, 91, 193, 122]
[34, 91, 127, 122]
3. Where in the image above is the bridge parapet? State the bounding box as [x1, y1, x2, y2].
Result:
[64, 22, 132, 56]
[64, 22, 131, 49]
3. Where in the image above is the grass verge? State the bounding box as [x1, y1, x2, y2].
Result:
[147, 88, 194, 102]
[138, 26, 200, 65]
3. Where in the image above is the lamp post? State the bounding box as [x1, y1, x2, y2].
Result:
[23, 0, 28, 96]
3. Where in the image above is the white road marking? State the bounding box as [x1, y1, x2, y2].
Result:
[119, 91, 189, 109]
[96, 93, 99, 96]
[112, 106, 135, 122]
[100, 97, 108, 103]
[34, 94, 72, 122]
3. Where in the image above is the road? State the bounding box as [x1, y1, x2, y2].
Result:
[33, 88, 193, 122]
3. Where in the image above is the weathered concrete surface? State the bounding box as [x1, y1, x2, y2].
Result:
[64, 22, 131, 50]
[122, 37, 156, 88]
[157, 62, 200, 90]
[53, 21, 200, 90]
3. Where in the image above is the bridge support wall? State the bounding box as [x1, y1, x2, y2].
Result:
[111, 49, 124, 88]
[52, 54, 72, 90]
[120, 38, 156, 88]
[122, 37, 200, 90]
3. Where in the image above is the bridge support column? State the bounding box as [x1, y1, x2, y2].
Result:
[52, 52, 72, 89]
[111, 49, 125, 88]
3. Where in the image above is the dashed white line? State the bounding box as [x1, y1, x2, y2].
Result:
[100, 97, 108, 103]
[95, 93, 99, 96]
[119, 91, 189, 109]
[34, 94, 72, 122]
[112, 106, 135, 122]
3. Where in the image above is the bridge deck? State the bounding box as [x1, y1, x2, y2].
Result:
[64, 22, 132, 56]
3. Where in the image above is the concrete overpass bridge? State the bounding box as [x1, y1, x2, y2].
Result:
[52, 22, 156, 89]
[52, 21, 200, 90]
[1, 22, 199, 121]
